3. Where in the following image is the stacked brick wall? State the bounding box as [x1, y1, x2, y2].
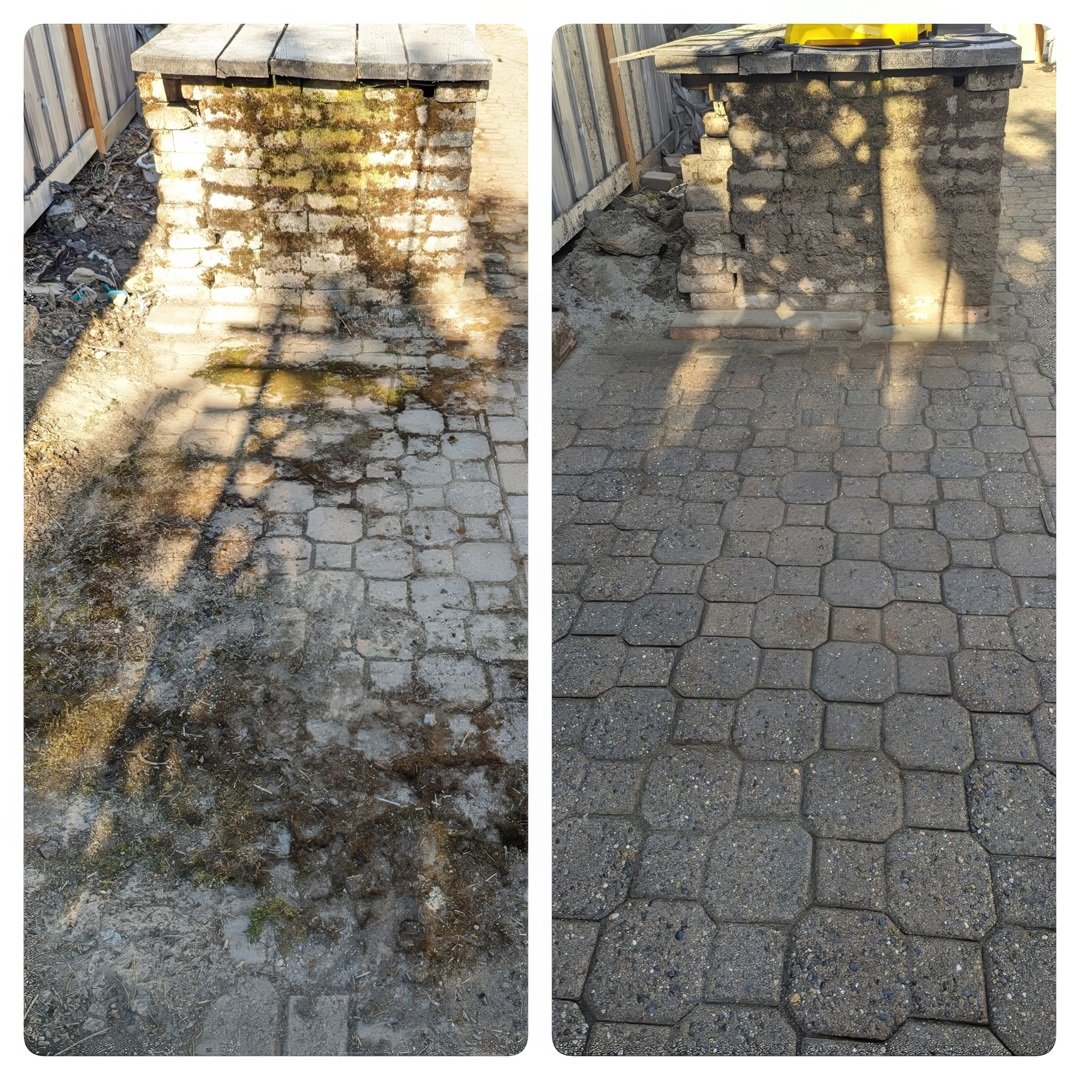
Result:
[137, 73, 484, 313]
[679, 71, 1011, 325]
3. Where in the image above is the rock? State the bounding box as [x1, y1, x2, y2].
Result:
[552, 310, 576, 366]
[642, 170, 677, 192]
[46, 198, 87, 233]
[585, 205, 666, 257]
[24, 304, 39, 347]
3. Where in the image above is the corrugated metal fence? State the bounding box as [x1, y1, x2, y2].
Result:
[552, 24, 678, 252]
[23, 24, 141, 231]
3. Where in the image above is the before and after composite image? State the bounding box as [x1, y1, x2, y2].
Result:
[22, 21, 1055, 1058]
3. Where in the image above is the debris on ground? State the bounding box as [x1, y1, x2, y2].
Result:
[553, 189, 688, 345]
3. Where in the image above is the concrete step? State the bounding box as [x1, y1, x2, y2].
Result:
[669, 309, 865, 340]
[670, 309, 1001, 343]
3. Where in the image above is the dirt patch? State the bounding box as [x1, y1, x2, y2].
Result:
[553, 189, 688, 351]
[25, 141, 526, 1059]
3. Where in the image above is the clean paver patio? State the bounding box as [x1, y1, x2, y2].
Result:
[552, 64, 1054, 1057]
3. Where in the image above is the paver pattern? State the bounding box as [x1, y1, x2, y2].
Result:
[553, 65, 1054, 1055]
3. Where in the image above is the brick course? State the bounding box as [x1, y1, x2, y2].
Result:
[137, 73, 483, 310]
[679, 73, 1009, 325]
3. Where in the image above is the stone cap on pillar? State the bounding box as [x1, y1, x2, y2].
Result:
[130, 23, 492, 84]
[615, 23, 1021, 78]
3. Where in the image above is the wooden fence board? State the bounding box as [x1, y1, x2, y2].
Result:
[25, 23, 140, 226]
[552, 24, 682, 251]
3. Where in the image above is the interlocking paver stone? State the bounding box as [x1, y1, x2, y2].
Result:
[653, 525, 724, 564]
[733, 690, 823, 761]
[821, 560, 894, 608]
[835, 446, 888, 475]
[701, 602, 753, 637]
[671, 699, 732, 743]
[951, 649, 1041, 712]
[902, 771, 969, 830]
[823, 704, 881, 750]
[802, 1037, 886, 1055]
[641, 746, 740, 831]
[814, 840, 886, 910]
[584, 1023, 673, 1055]
[582, 900, 713, 1024]
[812, 642, 897, 703]
[720, 497, 785, 531]
[673, 1006, 796, 1054]
[880, 528, 950, 571]
[631, 833, 711, 901]
[982, 471, 1043, 507]
[983, 926, 1056, 1055]
[705, 925, 786, 1005]
[778, 471, 838, 503]
[552, 817, 641, 920]
[881, 425, 934, 451]
[971, 713, 1039, 763]
[736, 762, 802, 817]
[965, 762, 1055, 856]
[767, 526, 834, 566]
[881, 601, 959, 655]
[802, 751, 902, 841]
[670, 636, 760, 698]
[887, 1021, 1008, 1055]
[884, 830, 995, 939]
[1008, 607, 1054, 661]
[930, 449, 987, 478]
[786, 908, 909, 1040]
[942, 568, 1017, 616]
[751, 595, 828, 649]
[578, 557, 656, 601]
[703, 821, 812, 923]
[990, 855, 1055, 927]
[553, 749, 641, 816]
[582, 688, 675, 759]
[827, 497, 889, 534]
[552, 637, 625, 697]
[908, 936, 987, 1024]
[700, 556, 776, 601]
[882, 695, 973, 772]
[879, 473, 938, 504]
[995, 532, 1055, 577]
[622, 594, 703, 646]
[934, 500, 1000, 539]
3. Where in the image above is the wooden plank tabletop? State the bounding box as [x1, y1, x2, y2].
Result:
[131, 23, 491, 83]
[618, 23, 1020, 75]
[217, 24, 286, 78]
[130, 24, 240, 76]
[357, 25, 408, 80]
[401, 25, 492, 82]
[272, 24, 358, 81]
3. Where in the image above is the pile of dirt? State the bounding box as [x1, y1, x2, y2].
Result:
[552, 188, 689, 350]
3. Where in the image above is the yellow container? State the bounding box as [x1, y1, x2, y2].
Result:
[785, 24, 931, 46]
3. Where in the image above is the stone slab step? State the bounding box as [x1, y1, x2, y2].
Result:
[862, 321, 999, 342]
[669, 309, 865, 340]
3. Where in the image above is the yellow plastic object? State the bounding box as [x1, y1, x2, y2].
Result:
[785, 24, 931, 46]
